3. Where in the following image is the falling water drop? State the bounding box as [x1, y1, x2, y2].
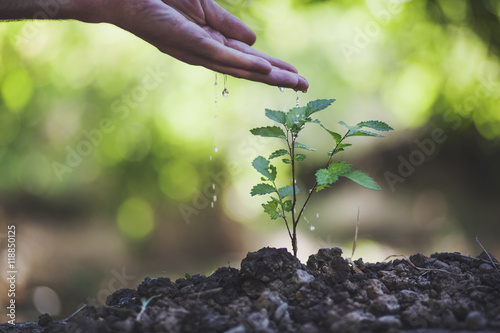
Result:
[212, 183, 216, 190]
[309, 225, 316, 231]
[214, 146, 219, 153]
[213, 195, 217, 202]
[222, 74, 229, 97]
[209, 155, 212, 161]
[295, 91, 299, 107]
[211, 202, 214, 208]
[214, 72, 218, 87]
[316, 212, 319, 219]
[278, 87, 285, 92]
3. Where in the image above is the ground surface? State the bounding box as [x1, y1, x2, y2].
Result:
[2, 247, 500, 333]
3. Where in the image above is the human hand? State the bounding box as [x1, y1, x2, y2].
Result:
[84, 0, 309, 91]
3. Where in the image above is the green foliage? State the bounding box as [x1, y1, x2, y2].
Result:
[250, 98, 392, 256]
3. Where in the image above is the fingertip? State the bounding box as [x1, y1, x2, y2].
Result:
[296, 75, 309, 92]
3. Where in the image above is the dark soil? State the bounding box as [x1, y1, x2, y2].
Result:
[2, 247, 500, 333]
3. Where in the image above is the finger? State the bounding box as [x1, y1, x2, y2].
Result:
[201, 0, 257, 46]
[178, 53, 308, 91]
[192, 37, 274, 74]
[226, 39, 299, 74]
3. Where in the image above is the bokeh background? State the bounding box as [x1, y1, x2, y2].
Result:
[1, 0, 499, 321]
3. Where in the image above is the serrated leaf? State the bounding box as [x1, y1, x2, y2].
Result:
[269, 149, 289, 159]
[306, 99, 336, 117]
[357, 120, 393, 132]
[315, 184, 330, 192]
[294, 153, 306, 161]
[328, 143, 352, 156]
[316, 161, 352, 186]
[250, 126, 286, 139]
[282, 200, 293, 212]
[321, 125, 342, 144]
[278, 185, 300, 198]
[338, 121, 361, 136]
[294, 142, 316, 151]
[328, 161, 352, 175]
[285, 107, 308, 132]
[251, 183, 276, 196]
[347, 129, 384, 138]
[265, 109, 287, 125]
[252, 156, 277, 181]
[262, 201, 280, 220]
[282, 158, 291, 164]
[343, 170, 381, 191]
[316, 169, 339, 186]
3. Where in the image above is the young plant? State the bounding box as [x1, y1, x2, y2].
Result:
[250, 99, 393, 257]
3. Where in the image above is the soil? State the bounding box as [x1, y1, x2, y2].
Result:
[2, 247, 500, 333]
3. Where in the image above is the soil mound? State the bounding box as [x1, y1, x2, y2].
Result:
[2, 247, 500, 332]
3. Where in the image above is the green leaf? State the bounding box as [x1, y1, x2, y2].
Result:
[251, 183, 276, 196]
[347, 129, 384, 138]
[315, 185, 329, 192]
[282, 158, 291, 164]
[338, 121, 361, 136]
[315, 161, 352, 186]
[321, 125, 342, 144]
[294, 142, 316, 151]
[262, 201, 280, 220]
[282, 200, 293, 212]
[252, 156, 277, 181]
[265, 109, 286, 125]
[329, 161, 352, 175]
[269, 149, 289, 159]
[278, 185, 300, 198]
[328, 143, 352, 156]
[306, 99, 336, 117]
[357, 120, 393, 132]
[285, 107, 308, 132]
[294, 153, 306, 161]
[316, 169, 338, 186]
[343, 170, 381, 191]
[250, 126, 286, 139]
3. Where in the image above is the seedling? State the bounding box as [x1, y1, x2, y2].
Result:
[250, 99, 393, 257]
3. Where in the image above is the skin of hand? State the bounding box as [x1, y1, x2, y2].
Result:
[1, 0, 308, 91]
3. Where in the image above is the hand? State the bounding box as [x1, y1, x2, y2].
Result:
[91, 0, 309, 91]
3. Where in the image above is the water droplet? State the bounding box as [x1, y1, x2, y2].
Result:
[214, 72, 218, 87]
[295, 91, 300, 107]
[209, 155, 212, 161]
[222, 74, 229, 97]
[212, 183, 216, 190]
[214, 115, 218, 120]
[214, 146, 218, 153]
[296, 114, 300, 118]
[316, 212, 319, 219]
[211, 201, 214, 208]
[309, 225, 316, 231]
[278, 87, 285, 92]
[213, 195, 217, 202]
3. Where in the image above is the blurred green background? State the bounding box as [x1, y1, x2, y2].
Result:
[1, 0, 499, 321]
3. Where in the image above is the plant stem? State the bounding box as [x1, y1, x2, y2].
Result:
[290, 134, 298, 256]
[296, 131, 349, 225]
